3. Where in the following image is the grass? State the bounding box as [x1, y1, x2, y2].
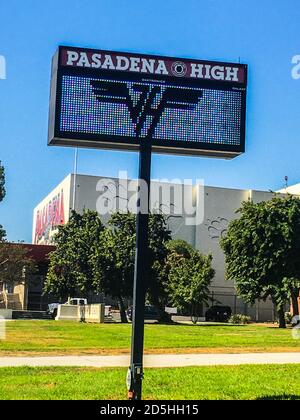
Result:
[0, 364, 300, 400]
[0, 321, 299, 355]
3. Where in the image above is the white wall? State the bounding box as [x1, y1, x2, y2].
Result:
[277, 184, 300, 195]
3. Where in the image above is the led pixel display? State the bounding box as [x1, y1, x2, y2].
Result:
[49, 46, 248, 158]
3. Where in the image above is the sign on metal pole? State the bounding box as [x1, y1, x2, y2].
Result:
[48, 46, 248, 400]
[49, 46, 247, 158]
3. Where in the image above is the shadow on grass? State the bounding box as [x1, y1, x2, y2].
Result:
[159, 322, 248, 328]
[256, 395, 300, 400]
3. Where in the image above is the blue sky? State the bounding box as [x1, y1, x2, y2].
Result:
[0, 0, 299, 242]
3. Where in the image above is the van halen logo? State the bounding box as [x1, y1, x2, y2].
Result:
[91, 80, 203, 137]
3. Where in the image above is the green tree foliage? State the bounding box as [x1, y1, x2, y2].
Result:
[92, 212, 171, 323]
[0, 226, 6, 242]
[147, 214, 172, 320]
[44, 211, 171, 323]
[44, 211, 104, 299]
[164, 239, 215, 322]
[220, 196, 300, 328]
[92, 212, 136, 323]
[0, 162, 6, 240]
[0, 162, 5, 203]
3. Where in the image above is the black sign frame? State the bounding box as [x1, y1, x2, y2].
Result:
[48, 46, 248, 158]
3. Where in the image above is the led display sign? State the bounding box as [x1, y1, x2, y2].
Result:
[48, 46, 247, 158]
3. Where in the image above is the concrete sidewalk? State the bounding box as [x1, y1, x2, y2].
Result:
[1, 353, 300, 368]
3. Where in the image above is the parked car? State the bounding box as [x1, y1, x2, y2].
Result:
[68, 298, 87, 306]
[47, 303, 60, 319]
[47, 298, 88, 319]
[205, 305, 232, 322]
[127, 305, 161, 322]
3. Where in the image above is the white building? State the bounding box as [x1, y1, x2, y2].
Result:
[33, 174, 288, 321]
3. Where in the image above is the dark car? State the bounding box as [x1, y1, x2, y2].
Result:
[205, 305, 232, 322]
[127, 305, 160, 322]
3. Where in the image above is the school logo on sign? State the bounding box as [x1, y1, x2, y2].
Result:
[91, 79, 203, 137]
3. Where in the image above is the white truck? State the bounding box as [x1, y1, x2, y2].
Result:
[48, 298, 87, 319]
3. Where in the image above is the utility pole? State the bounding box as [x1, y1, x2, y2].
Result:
[72, 148, 78, 211]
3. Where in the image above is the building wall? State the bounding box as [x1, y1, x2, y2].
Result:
[32, 175, 72, 245]
[278, 184, 300, 195]
[33, 174, 288, 321]
[193, 187, 278, 320]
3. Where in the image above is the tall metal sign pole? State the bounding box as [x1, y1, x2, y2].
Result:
[128, 141, 152, 400]
[48, 45, 247, 401]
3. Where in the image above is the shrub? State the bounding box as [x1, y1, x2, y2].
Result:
[229, 314, 251, 325]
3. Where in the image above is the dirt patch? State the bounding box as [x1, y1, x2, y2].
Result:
[1, 346, 300, 357]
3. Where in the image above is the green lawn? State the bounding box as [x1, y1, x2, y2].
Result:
[0, 321, 299, 355]
[0, 365, 299, 400]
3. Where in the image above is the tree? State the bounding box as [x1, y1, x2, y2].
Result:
[0, 162, 5, 203]
[220, 196, 300, 328]
[45, 210, 172, 323]
[164, 239, 215, 323]
[92, 212, 172, 323]
[93, 212, 136, 323]
[0, 226, 6, 243]
[44, 211, 104, 299]
[0, 242, 36, 303]
[0, 162, 6, 240]
[147, 213, 172, 321]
